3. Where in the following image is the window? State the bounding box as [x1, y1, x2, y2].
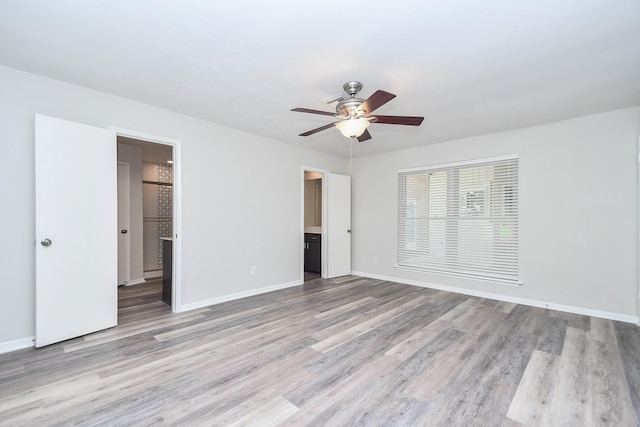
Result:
[397, 155, 519, 284]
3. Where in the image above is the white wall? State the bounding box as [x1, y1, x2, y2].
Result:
[0, 65, 347, 348]
[352, 107, 640, 320]
[117, 143, 144, 284]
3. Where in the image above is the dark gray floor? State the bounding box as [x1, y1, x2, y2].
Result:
[1, 276, 639, 426]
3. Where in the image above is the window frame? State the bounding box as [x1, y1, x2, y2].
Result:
[396, 155, 520, 285]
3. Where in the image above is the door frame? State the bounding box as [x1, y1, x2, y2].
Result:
[117, 161, 131, 285]
[302, 166, 328, 279]
[111, 127, 182, 312]
[637, 134, 640, 326]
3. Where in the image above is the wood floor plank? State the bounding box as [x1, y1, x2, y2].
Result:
[590, 317, 617, 343]
[542, 327, 593, 425]
[614, 321, 640, 426]
[495, 300, 517, 314]
[534, 316, 568, 356]
[313, 296, 378, 320]
[548, 310, 591, 331]
[507, 349, 560, 425]
[286, 302, 452, 409]
[349, 328, 466, 426]
[436, 296, 485, 322]
[311, 295, 429, 353]
[310, 290, 424, 342]
[406, 308, 532, 401]
[590, 337, 636, 425]
[13, 340, 236, 424]
[0, 372, 102, 423]
[63, 309, 209, 352]
[384, 319, 454, 361]
[228, 396, 299, 427]
[163, 342, 318, 425]
[415, 331, 537, 426]
[280, 354, 402, 426]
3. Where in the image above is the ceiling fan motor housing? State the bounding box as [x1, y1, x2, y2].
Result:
[336, 98, 366, 118]
[337, 81, 367, 118]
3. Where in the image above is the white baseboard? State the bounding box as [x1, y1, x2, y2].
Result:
[144, 270, 162, 279]
[125, 277, 147, 286]
[0, 336, 34, 354]
[352, 271, 640, 324]
[178, 279, 302, 313]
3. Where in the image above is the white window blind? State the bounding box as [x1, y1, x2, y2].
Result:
[397, 155, 519, 284]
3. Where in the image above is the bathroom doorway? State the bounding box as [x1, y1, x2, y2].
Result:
[303, 170, 323, 281]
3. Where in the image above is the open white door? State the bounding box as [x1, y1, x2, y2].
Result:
[35, 114, 117, 347]
[326, 173, 351, 278]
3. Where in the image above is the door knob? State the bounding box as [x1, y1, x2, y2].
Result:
[120, 229, 128, 234]
[40, 238, 52, 247]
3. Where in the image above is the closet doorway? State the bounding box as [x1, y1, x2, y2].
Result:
[117, 136, 176, 307]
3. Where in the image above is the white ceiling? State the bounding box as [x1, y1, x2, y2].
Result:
[1, 0, 639, 158]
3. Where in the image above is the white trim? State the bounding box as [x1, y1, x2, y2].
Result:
[637, 133, 640, 325]
[144, 270, 163, 279]
[109, 127, 181, 146]
[398, 154, 519, 174]
[124, 277, 146, 286]
[171, 141, 183, 312]
[352, 271, 640, 324]
[111, 127, 182, 313]
[394, 264, 523, 286]
[178, 280, 301, 312]
[117, 161, 131, 286]
[0, 337, 34, 354]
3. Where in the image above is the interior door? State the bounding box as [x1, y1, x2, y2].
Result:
[117, 162, 130, 285]
[35, 114, 118, 347]
[326, 173, 351, 278]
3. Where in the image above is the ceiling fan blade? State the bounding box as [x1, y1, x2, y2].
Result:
[372, 115, 424, 126]
[357, 129, 372, 142]
[358, 90, 396, 114]
[299, 122, 337, 136]
[322, 93, 346, 104]
[291, 107, 336, 117]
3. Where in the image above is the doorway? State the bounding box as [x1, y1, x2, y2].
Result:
[301, 168, 353, 282]
[303, 170, 323, 281]
[116, 134, 177, 309]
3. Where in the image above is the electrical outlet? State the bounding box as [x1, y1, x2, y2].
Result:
[373, 256, 378, 264]
[250, 265, 257, 275]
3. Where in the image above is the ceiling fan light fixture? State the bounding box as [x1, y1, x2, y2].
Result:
[335, 118, 370, 138]
[292, 81, 424, 141]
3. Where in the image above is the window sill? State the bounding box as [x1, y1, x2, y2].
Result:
[394, 264, 523, 287]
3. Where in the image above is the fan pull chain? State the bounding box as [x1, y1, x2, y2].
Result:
[349, 136, 356, 172]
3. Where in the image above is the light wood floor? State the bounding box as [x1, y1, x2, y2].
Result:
[1, 276, 639, 426]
